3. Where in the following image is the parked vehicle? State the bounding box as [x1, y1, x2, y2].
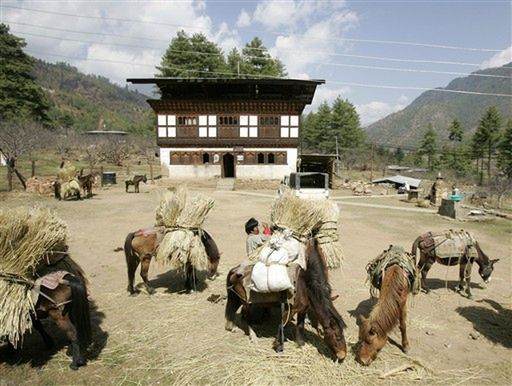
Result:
[278, 172, 329, 199]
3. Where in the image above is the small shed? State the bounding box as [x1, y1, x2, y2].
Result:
[297, 154, 336, 188]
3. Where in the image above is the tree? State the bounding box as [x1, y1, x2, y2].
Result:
[330, 97, 365, 151]
[156, 30, 227, 78]
[475, 106, 502, 181]
[497, 119, 512, 179]
[238, 37, 287, 78]
[448, 119, 463, 142]
[420, 123, 437, 171]
[226, 48, 244, 77]
[394, 148, 404, 165]
[0, 24, 49, 123]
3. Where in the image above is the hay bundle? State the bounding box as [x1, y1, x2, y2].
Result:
[267, 192, 343, 269]
[155, 188, 215, 270]
[0, 207, 68, 346]
[316, 200, 344, 269]
[57, 161, 78, 182]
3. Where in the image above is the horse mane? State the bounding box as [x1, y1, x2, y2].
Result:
[201, 230, 220, 263]
[474, 241, 490, 265]
[304, 239, 346, 329]
[369, 265, 408, 335]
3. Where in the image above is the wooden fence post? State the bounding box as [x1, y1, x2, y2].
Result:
[149, 164, 154, 183]
[31, 160, 35, 177]
[100, 166, 104, 187]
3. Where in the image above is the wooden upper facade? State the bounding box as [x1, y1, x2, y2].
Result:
[127, 78, 324, 149]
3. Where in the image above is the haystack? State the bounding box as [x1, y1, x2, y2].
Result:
[155, 188, 215, 271]
[0, 207, 67, 346]
[256, 192, 343, 269]
[57, 160, 78, 182]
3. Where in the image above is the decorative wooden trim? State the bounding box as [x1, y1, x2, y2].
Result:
[148, 100, 305, 114]
[157, 138, 298, 148]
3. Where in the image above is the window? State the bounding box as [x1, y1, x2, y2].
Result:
[240, 115, 258, 138]
[203, 153, 210, 164]
[219, 116, 238, 125]
[257, 153, 265, 164]
[198, 115, 217, 137]
[177, 116, 197, 126]
[280, 115, 299, 138]
[268, 153, 275, 164]
[259, 116, 279, 126]
[157, 114, 176, 137]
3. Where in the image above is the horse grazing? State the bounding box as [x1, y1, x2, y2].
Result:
[412, 230, 499, 298]
[225, 239, 347, 359]
[124, 227, 220, 294]
[54, 179, 81, 201]
[125, 175, 147, 193]
[28, 272, 91, 370]
[358, 246, 415, 366]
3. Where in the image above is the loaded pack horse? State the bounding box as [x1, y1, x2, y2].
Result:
[412, 230, 499, 298]
[124, 227, 220, 294]
[125, 175, 147, 193]
[7, 271, 91, 370]
[357, 245, 417, 366]
[225, 238, 347, 360]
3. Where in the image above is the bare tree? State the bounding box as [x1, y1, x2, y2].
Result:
[0, 120, 44, 190]
[98, 137, 130, 166]
[489, 175, 512, 209]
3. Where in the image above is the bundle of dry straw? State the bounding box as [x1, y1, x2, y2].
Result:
[0, 207, 68, 346]
[57, 161, 78, 182]
[155, 188, 215, 270]
[268, 192, 343, 269]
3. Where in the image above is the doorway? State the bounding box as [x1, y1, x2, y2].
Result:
[222, 153, 235, 178]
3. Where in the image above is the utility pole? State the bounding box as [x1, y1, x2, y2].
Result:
[335, 136, 340, 176]
[370, 142, 375, 182]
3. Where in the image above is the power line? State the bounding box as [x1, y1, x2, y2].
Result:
[6, 20, 484, 67]
[4, 4, 506, 52]
[26, 48, 512, 98]
[13, 30, 512, 80]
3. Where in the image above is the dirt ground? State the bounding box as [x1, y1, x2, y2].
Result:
[0, 179, 510, 385]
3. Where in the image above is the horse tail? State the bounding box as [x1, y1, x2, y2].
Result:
[411, 237, 420, 264]
[124, 232, 139, 285]
[65, 274, 92, 348]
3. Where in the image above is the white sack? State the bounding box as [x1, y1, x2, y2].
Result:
[250, 261, 293, 293]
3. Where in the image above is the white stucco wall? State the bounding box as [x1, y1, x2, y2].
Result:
[159, 147, 297, 179]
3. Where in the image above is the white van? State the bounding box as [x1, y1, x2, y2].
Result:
[278, 172, 329, 200]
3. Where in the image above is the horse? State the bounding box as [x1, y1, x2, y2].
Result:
[357, 246, 415, 366]
[125, 175, 147, 193]
[123, 227, 221, 294]
[411, 230, 499, 298]
[12, 272, 92, 370]
[78, 169, 96, 198]
[54, 179, 81, 201]
[224, 239, 347, 359]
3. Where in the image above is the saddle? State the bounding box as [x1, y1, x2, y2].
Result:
[421, 230, 478, 261]
[31, 270, 72, 306]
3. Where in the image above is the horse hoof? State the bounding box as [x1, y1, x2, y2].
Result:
[129, 292, 139, 297]
[402, 345, 410, 354]
[146, 288, 155, 295]
[69, 363, 79, 371]
[273, 344, 284, 353]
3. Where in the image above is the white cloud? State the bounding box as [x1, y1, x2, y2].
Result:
[236, 9, 251, 28]
[271, 10, 358, 77]
[356, 99, 407, 127]
[480, 46, 512, 69]
[304, 86, 352, 113]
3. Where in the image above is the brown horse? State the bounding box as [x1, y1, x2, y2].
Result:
[357, 263, 411, 366]
[225, 239, 347, 359]
[125, 175, 147, 193]
[78, 169, 96, 198]
[17, 272, 92, 370]
[412, 231, 499, 298]
[124, 227, 221, 294]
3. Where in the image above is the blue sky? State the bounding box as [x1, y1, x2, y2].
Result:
[2, 0, 511, 126]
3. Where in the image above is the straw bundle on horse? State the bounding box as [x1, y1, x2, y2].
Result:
[155, 188, 215, 271]
[262, 191, 343, 269]
[57, 161, 78, 182]
[0, 207, 68, 345]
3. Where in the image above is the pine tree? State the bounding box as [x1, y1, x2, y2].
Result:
[0, 23, 49, 123]
[156, 30, 227, 78]
[240, 37, 287, 78]
[497, 119, 512, 179]
[420, 123, 437, 171]
[448, 119, 464, 142]
[330, 97, 365, 152]
[476, 106, 502, 181]
[226, 48, 244, 77]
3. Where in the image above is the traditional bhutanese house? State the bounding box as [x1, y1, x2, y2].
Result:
[126, 78, 324, 179]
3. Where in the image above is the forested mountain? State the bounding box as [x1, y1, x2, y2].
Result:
[366, 63, 512, 146]
[32, 60, 153, 134]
